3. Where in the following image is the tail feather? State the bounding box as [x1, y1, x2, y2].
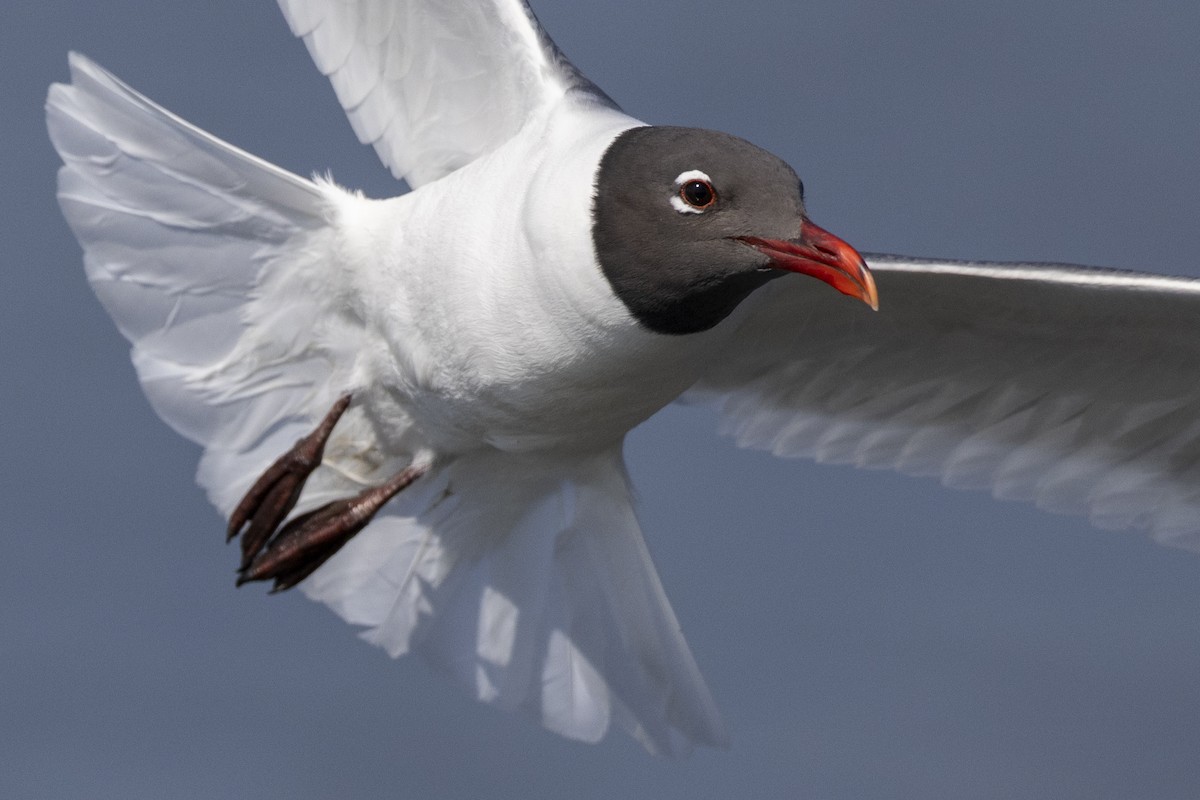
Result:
[304, 448, 729, 755]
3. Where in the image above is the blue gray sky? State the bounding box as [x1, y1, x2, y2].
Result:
[6, 1, 1200, 797]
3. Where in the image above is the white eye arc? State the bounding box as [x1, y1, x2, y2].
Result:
[674, 169, 712, 185]
[670, 169, 716, 214]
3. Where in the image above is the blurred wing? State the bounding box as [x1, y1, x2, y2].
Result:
[47, 54, 382, 516]
[693, 255, 1200, 547]
[277, 0, 617, 187]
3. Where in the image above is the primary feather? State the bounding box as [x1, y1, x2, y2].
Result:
[695, 256, 1200, 547]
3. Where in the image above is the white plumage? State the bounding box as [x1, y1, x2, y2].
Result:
[46, 0, 1200, 756]
[276, 0, 614, 187]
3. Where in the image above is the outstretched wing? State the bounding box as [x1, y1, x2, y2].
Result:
[693, 256, 1200, 547]
[47, 54, 385, 517]
[277, 0, 617, 187]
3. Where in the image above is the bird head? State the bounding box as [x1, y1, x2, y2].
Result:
[592, 126, 877, 335]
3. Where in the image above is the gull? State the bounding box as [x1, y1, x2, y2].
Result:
[46, 0, 1200, 755]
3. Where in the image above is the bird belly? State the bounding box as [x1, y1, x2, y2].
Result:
[367, 320, 715, 455]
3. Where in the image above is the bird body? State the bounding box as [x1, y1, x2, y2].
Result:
[48, 49, 748, 754]
[47, 0, 1200, 756]
[334, 104, 711, 457]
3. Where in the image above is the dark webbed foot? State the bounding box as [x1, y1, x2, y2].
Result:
[237, 464, 428, 592]
[227, 393, 428, 592]
[227, 394, 352, 570]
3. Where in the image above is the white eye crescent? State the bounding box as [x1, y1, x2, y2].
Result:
[671, 169, 717, 214]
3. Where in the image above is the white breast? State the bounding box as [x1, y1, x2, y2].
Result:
[327, 100, 726, 455]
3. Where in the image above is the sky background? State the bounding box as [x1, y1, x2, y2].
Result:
[6, 1, 1200, 797]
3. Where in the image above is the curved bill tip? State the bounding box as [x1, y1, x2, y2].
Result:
[737, 221, 879, 311]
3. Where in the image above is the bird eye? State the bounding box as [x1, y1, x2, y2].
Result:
[680, 179, 716, 209]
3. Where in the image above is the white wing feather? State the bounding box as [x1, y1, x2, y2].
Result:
[694, 256, 1200, 547]
[47, 54, 379, 516]
[276, 0, 616, 187]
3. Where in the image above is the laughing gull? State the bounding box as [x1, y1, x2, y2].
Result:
[46, 0, 1200, 755]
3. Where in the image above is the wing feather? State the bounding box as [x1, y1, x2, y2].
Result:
[275, 0, 616, 187]
[693, 256, 1200, 547]
[47, 54, 380, 517]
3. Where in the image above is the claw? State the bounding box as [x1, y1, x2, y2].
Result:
[226, 394, 351, 569]
[237, 464, 428, 591]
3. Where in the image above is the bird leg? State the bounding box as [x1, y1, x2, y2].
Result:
[227, 394, 352, 570]
[237, 464, 428, 593]
[226, 392, 428, 592]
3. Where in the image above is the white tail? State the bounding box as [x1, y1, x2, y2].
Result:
[305, 447, 728, 755]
